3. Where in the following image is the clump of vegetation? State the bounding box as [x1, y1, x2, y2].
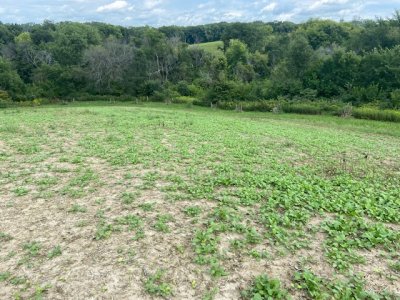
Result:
[183, 205, 202, 217]
[95, 223, 116, 240]
[153, 214, 173, 232]
[353, 107, 400, 122]
[23, 241, 42, 257]
[0, 90, 12, 108]
[241, 275, 291, 299]
[0, 232, 13, 242]
[47, 245, 62, 259]
[144, 269, 173, 297]
[322, 216, 400, 271]
[68, 204, 87, 213]
[294, 269, 395, 299]
[121, 192, 138, 205]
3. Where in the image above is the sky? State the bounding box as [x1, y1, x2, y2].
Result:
[0, 0, 399, 27]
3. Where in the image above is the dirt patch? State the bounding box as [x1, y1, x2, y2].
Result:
[354, 249, 400, 295]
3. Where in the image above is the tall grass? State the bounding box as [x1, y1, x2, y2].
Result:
[353, 108, 400, 122]
[211, 100, 400, 123]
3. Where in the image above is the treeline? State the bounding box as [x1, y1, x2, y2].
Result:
[1, 13, 400, 110]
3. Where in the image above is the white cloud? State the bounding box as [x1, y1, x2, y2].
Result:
[261, 2, 277, 12]
[223, 11, 243, 19]
[144, 0, 163, 9]
[277, 11, 297, 21]
[96, 0, 128, 12]
[309, 0, 350, 11]
[0, 0, 397, 27]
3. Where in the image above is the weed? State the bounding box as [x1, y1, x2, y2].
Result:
[23, 241, 42, 257]
[390, 261, 400, 273]
[202, 287, 219, 300]
[68, 204, 87, 213]
[242, 275, 291, 300]
[48, 246, 62, 259]
[139, 202, 155, 211]
[0, 232, 13, 242]
[0, 272, 11, 282]
[183, 205, 202, 217]
[294, 269, 391, 299]
[144, 269, 173, 297]
[153, 214, 173, 233]
[121, 192, 137, 205]
[95, 223, 116, 240]
[210, 262, 228, 278]
[13, 187, 29, 196]
[115, 215, 142, 231]
[9, 276, 27, 285]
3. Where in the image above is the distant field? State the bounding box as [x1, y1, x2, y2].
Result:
[189, 41, 224, 57]
[0, 103, 399, 299]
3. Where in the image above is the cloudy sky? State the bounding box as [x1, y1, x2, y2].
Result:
[0, 0, 399, 26]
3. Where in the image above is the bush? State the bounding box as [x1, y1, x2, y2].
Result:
[202, 81, 254, 105]
[352, 107, 400, 122]
[0, 90, 12, 108]
[390, 89, 400, 109]
[281, 101, 342, 115]
[281, 102, 323, 115]
[338, 103, 353, 117]
[176, 81, 201, 97]
[71, 94, 138, 102]
[152, 89, 180, 103]
[341, 84, 383, 105]
[217, 100, 277, 112]
[172, 96, 196, 104]
[32, 98, 44, 106]
[212, 100, 345, 115]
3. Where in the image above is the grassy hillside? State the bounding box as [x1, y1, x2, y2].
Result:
[0, 103, 399, 299]
[189, 40, 224, 57]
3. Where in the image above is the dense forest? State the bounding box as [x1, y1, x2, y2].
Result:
[1, 12, 400, 111]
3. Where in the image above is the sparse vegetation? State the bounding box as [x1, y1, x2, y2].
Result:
[47, 246, 62, 259]
[144, 269, 173, 297]
[0, 103, 399, 298]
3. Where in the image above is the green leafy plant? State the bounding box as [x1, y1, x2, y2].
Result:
[242, 275, 291, 300]
[144, 269, 173, 297]
[48, 245, 62, 259]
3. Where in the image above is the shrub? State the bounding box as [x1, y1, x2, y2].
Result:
[152, 89, 180, 103]
[70, 94, 138, 102]
[338, 103, 353, 118]
[281, 101, 342, 115]
[390, 89, 400, 109]
[0, 90, 12, 108]
[352, 107, 400, 122]
[172, 96, 196, 104]
[217, 101, 278, 112]
[202, 81, 254, 105]
[281, 102, 323, 115]
[176, 81, 201, 97]
[32, 98, 43, 106]
[342, 84, 383, 105]
[213, 100, 344, 115]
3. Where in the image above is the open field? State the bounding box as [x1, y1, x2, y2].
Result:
[188, 41, 225, 57]
[0, 103, 399, 299]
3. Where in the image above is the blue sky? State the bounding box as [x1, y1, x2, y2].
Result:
[0, 0, 399, 26]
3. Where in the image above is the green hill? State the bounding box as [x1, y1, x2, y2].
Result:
[189, 41, 224, 57]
